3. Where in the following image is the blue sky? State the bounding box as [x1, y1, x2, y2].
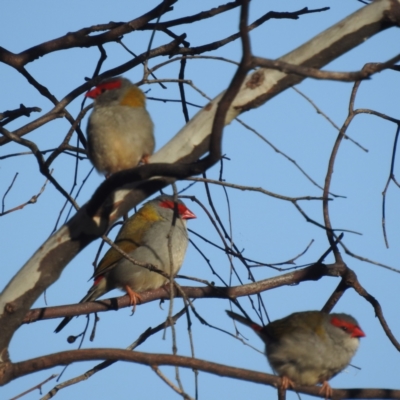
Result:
[1, 1, 400, 399]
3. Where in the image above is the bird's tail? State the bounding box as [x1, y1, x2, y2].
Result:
[226, 310, 263, 333]
[54, 283, 103, 333]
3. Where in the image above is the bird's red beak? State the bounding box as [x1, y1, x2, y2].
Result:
[351, 326, 366, 338]
[85, 86, 102, 99]
[181, 205, 196, 220]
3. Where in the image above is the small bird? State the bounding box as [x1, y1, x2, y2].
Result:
[226, 310, 365, 398]
[55, 195, 196, 333]
[85, 76, 154, 175]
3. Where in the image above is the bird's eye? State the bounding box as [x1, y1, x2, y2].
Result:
[101, 88, 107, 93]
[341, 326, 348, 332]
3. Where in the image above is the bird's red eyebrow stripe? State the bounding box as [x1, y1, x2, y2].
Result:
[85, 80, 122, 98]
[330, 316, 365, 338]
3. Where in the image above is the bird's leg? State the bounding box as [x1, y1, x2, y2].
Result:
[140, 154, 150, 164]
[319, 381, 333, 399]
[124, 285, 143, 313]
[280, 376, 295, 391]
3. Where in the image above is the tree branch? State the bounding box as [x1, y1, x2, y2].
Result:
[1, 349, 399, 399]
